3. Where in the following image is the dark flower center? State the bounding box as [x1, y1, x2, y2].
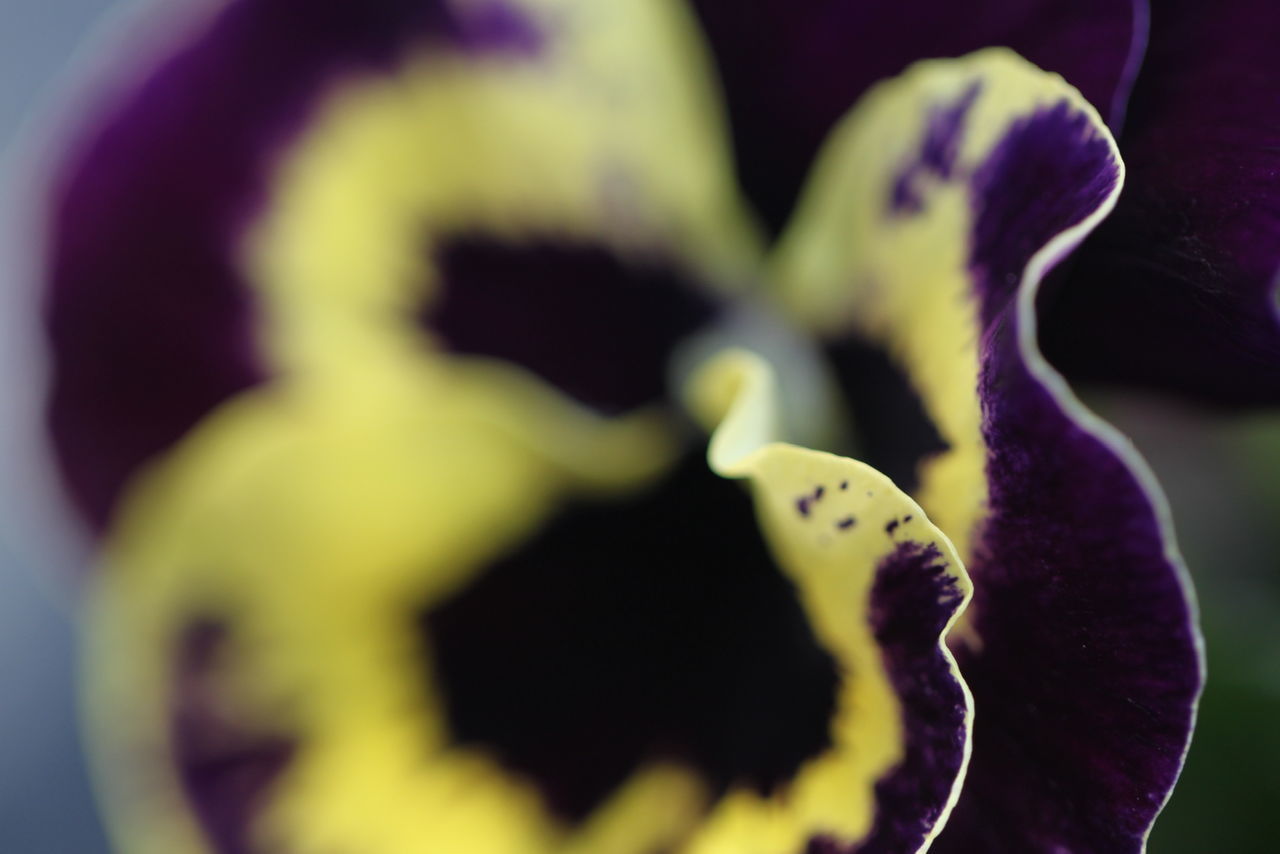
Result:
[420, 452, 842, 821]
[823, 335, 949, 492]
[422, 236, 722, 415]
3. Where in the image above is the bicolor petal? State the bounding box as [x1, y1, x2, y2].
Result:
[46, 3, 1213, 853]
[84, 360, 692, 854]
[687, 350, 973, 854]
[62, 4, 979, 852]
[44, 0, 757, 532]
[84, 343, 971, 854]
[687, 0, 1147, 234]
[1042, 0, 1280, 404]
[772, 49, 1202, 851]
[45, 0, 510, 531]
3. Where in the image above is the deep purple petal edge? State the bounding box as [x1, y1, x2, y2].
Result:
[804, 541, 971, 854]
[856, 542, 968, 853]
[932, 102, 1202, 853]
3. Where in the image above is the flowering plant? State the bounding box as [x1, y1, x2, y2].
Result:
[37, 1, 1280, 852]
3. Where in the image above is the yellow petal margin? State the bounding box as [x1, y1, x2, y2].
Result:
[245, 0, 761, 378]
[84, 351, 971, 854]
[82, 365, 690, 854]
[81, 2, 761, 853]
[770, 47, 1114, 564]
[680, 349, 974, 854]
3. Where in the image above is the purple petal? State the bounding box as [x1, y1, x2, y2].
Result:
[850, 542, 969, 854]
[1042, 0, 1280, 404]
[931, 102, 1202, 853]
[44, 0, 537, 532]
[773, 52, 1203, 850]
[688, 0, 1146, 234]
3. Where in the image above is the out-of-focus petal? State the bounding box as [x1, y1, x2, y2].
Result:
[687, 0, 1147, 234]
[773, 50, 1202, 851]
[422, 237, 719, 413]
[1042, 0, 1280, 404]
[45, 0, 512, 532]
[86, 346, 970, 854]
[85, 359, 688, 854]
[71, 2, 766, 849]
[45, 0, 757, 533]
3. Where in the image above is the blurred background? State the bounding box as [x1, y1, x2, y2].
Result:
[1, 2, 1278, 852]
[2, 5, 117, 853]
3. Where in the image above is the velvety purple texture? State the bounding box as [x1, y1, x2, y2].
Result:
[927, 104, 1200, 853]
[1041, 0, 1280, 405]
[970, 102, 1121, 328]
[839, 541, 967, 853]
[171, 620, 295, 854]
[688, 0, 1144, 235]
[44, 0, 538, 533]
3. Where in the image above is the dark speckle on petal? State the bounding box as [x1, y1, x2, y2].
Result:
[889, 82, 982, 216]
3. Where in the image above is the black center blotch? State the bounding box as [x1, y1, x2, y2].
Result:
[822, 334, 950, 492]
[422, 236, 720, 414]
[420, 453, 841, 822]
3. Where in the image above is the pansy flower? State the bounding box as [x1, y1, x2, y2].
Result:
[41, 0, 1266, 852]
